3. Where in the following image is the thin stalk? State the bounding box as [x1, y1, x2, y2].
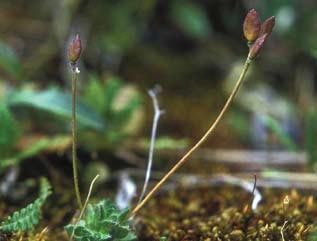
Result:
[71, 67, 83, 209]
[131, 56, 252, 215]
[138, 88, 163, 204]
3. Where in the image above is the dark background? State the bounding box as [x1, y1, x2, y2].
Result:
[1, 0, 317, 151]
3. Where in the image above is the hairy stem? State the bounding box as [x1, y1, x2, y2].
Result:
[72, 67, 82, 209]
[131, 56, 252, 215]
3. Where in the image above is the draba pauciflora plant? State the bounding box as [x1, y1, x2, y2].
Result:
[131, 9, 275, 215]
[68, 34, 83, 209]
[65, 199, 136, 241]
[0, 178, 52, 232]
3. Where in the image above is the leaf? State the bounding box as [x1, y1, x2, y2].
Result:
[305, 109, 317, 171]
[65, 199, 136, 241]
[171, 1, 211, 40]
[84, 75, 108, 114]
[263, 115, 298, 152]
[0, 40, 22, 79]
[6, 88, 105, 130]
[0, 178, 52, 233]
[0, 135, 71, 169]
[0, 103, 20, 159]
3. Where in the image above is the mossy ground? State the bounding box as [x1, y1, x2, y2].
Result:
[136, 185, 316, 241]
[0, 153, 316, 241]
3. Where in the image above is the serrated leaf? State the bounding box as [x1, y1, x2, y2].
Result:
[0, 178, 52, 233]
[65, 224, 74, 236]
[74, 225, 91, 237]
[6, 88, 105, 130]
[117, 208, 129, 223]
[112, 225, 129, 239]
[65, 199, 136, 241]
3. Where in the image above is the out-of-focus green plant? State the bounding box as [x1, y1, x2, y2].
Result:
[82, 74, 142, 147]
[0, 103, 20, 158]
[170, 0, 212, 40]
[65, 199, 136, 241]
[0, 86, 105, 171]
[262, 115, 298, 152]
[0, 40, 22, 80]
[305, 108, 317, 171]
[6, 88, 104, 131]
[0, 135, 71, 170]
[139, 136, 188, 150]
[0, 39, 105, 170]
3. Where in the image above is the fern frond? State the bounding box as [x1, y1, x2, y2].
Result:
[0, 177, 52, 233]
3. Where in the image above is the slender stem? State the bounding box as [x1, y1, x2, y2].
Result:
[71, 67, 83, 209]
[131, 56, 252, 215]
[138, 88, 163, 204]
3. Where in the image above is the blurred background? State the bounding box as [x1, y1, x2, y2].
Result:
[1, 0, 317, 173]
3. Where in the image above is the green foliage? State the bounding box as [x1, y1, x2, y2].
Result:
[94, 0, 155, 52]
[0, 103, 20, 159]
[0, 135, 70, 169]
[83, 75, 142, 144]
[263, 115, 298, 152]
[65, 199, 136, 241]
[305, 109, 317, 171]
[0, 178, 52, 232]
[139, 136, 188, 150]
[170, 0, 211, 40]
[6, 88, 104, 130]
[0, 40, 22, 79]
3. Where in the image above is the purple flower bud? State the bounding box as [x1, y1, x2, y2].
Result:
[249, 33, 268, 59]
[260, 16, 275, 37]
[68, 34, 82, 64]
[243, 9, 261, 43]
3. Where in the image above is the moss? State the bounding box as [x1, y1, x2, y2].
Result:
[137, 185, 316, 240]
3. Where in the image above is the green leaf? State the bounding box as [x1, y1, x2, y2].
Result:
[0, 135, 71, 169]
[0, 40, 22, 79]
[263, 115, 298, 152]
[171, 1, 211, 40]
[65, 199, 136, 241]
[84, 75, 107, 114]
[305, 109, 317, 171]
[0, 103, 20, 159]
[6, 88, 105, 130]
[117, 208, 130, 223]
[0, 178, 52, 233]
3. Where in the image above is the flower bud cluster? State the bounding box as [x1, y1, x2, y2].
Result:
[243, 9, 275, 59]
